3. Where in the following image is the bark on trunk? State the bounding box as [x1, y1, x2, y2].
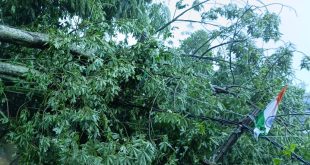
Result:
[0, 25, 48, 48]
[0, 25, 92, 58]
[0, 62, 33, 77]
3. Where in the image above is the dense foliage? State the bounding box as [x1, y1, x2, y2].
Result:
[0, 0, 309, 164]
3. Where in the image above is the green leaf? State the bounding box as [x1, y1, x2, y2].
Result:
[176, 0, 187, 9]
[0, 111, 9, 124]
[192, 0, 202, 11]
[273, 158, 282, 165]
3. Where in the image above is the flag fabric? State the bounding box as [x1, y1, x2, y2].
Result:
[253, 85, 288, 139]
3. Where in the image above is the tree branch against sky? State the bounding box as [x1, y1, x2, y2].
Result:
[164, 0, 310, 92]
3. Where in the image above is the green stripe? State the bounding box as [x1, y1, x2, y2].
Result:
[255, 111, 266, 133]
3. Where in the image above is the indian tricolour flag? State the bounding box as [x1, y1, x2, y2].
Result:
[253, 85, 288, 139]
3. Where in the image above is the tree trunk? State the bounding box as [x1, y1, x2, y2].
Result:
[0, 25, 92, 58]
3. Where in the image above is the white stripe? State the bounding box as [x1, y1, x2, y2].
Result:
[263, 99, 278, 133]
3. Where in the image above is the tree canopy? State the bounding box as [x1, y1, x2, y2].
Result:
[0, 0, 309, 164]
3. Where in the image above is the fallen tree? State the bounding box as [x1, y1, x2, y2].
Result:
[0, 0, 309, 165]
[0, 62, 36, 77]
[0, 25, 92, 58]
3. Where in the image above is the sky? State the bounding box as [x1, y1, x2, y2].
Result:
[164, 0, 310, 92]
[273, 0, 310, 92]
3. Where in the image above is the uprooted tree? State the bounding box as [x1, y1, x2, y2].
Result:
[0, 0, 309, 164]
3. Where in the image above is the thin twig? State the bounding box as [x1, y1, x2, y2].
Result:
[155, 0, 210, 33]
[175, 19, 221, 27]
[182, 54, 235, 64]
[199, 39, 246, 60]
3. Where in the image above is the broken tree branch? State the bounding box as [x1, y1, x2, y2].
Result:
[0, 25, 48, 48]
[0, 62, 37, 77]
[0, 25, 92, 58]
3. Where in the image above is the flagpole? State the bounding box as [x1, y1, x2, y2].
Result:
[204, 100, 261, 164]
